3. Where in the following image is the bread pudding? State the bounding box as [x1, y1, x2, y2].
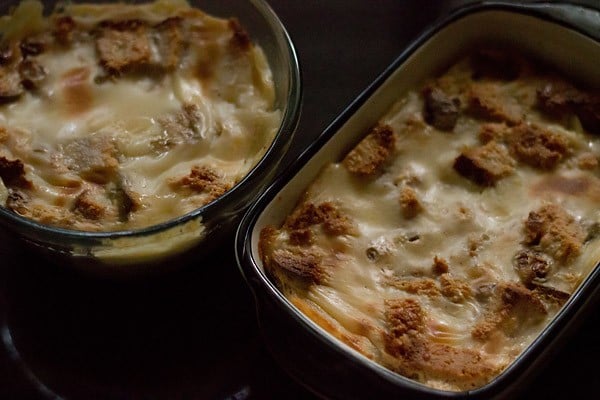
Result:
[259, 47, 600, 391]
[0, 0, 280, 231]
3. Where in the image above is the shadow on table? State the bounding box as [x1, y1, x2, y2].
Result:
[0, 234, 315, 400]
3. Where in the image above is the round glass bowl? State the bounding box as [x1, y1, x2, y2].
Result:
[0, 0, 302, 274]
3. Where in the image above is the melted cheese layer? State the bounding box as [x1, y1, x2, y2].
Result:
[0, 0, 280, 231]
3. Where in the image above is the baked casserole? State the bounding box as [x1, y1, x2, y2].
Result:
[259, 47, 600, 391]
[0, 0, 280, 232]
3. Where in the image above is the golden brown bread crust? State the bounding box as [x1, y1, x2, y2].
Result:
[386, 277, 441, 297]
[577, 152, 598, 170]
[168, 165, 231, 202]
[523, 204, 585, 263]
[96, 20, 152, 75]
[439, 273, 472, 303]
[62, 135, 120, 184]
[478, 122, 509, 144]
[472, 282, 547, 341]
[467, 82, 523, 125]
[432, 256, 450, 275]
[259, 225, 336, 288]
[343, 124, 396, 176]
[453, 140, 515, 186]
[0, 156, 31, 189]
[154, 17, 184, 71]
[283, 201, 356, 245]
[537, 78, 600, 134]
[476, 121, 570, 171]
[228, 18, 252, 51]
[53, 16, 77, 45]
[72, 188, 106, 220]
[399, 186, 423, 219]
[270, 248, 328, 285]
[507, 123, 569, 170]
[384, 298, 498, 389]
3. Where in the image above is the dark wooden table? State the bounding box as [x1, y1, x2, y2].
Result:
[1, 1, 599, 399]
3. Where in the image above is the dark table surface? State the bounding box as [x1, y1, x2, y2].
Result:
[1, 1, 600, 399]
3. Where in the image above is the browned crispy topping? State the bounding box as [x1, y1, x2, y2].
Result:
[422, 85, 461, 131]
[318, 202, 355, 236]
[531, 284, 570, 307]
[0, 156, 32, 188]
[478, 122, 509, 144]
[537, 79, 600, 134]
[53, 16, 76, 45]
[478, 122, 570, 170]
[271, 248, 327, 285]
[10, 201, 75, 227]
[453, 140, 515, 186]
[385, 298, 425, 339]
[577, 152, 598, 170]
[500, 282, 548, 313]
[537, 80, 586, 116]
[168, 165, 231, 201]
[288, 228, 312, 246]
[228, 18, 251, 51]
[343, 124, 396, 176]
[110, 181, 141, 221]
[439, 273, 472, 303]
[523, 204, 585, 263]
[62, 135, 119, 184]
[386, 277, 441, 297]
[284, 201, 322, 230]
[472, 282, 547, 341]
[283, 201, 355, 237]
[384, 298, 497, 389]
[96, 21, 151, 74]
[154, 17, 184, 71]
[5, 189, 29, 214]
[399, 186, 423, 219]
[507, 123, 569, 170]
[0, 126, 9, 142]
[72, 188, 106, 220]
[156, 104, 207, 149]
[467, 82, 523, 125]
[432, 256, 449, 275]
[415, 342, 497, 389]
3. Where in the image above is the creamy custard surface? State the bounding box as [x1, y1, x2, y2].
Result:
[0, 0, 280, 231]
[260, 48, 600, 391]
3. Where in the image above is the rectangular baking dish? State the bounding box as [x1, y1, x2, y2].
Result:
[236, 2, 600, 399]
